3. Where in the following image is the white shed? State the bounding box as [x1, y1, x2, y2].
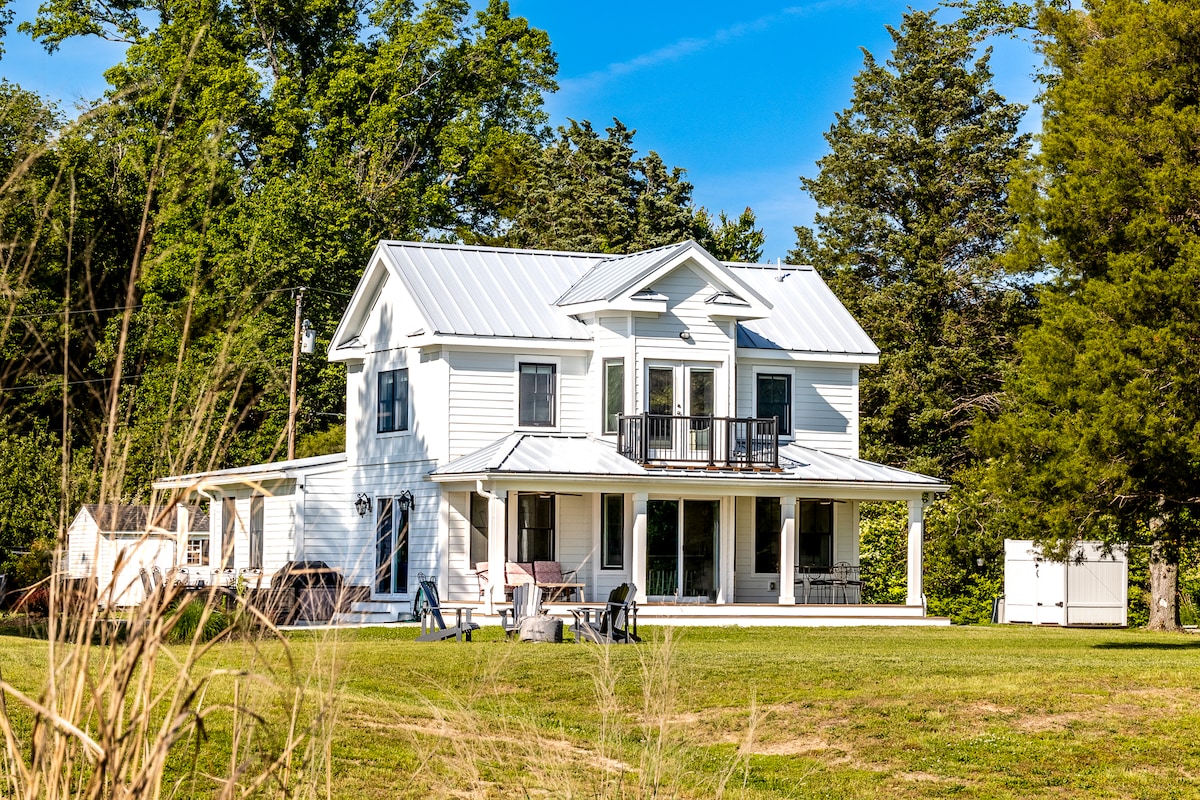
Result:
[1002, 539, 1128, 627]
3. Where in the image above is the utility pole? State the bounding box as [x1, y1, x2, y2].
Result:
[287, 287, 306, 460]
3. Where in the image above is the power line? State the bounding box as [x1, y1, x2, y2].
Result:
[6, 285, 354, 322]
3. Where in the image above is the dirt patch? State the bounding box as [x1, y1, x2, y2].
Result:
[753, 736, 833, 756]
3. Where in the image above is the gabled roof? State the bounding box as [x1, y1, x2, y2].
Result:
[553, 240, 772, 317]
[79, 504, 210, 534]
[731, 265, 879, 357]
[328, 240, 877, 357]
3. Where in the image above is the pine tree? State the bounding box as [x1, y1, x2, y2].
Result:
[978, 0, 1200, 631]
[792, 10, 1032, 478]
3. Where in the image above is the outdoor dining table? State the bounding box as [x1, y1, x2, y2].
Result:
[538, 582, 585, 602]
[795, 565, 861, 604]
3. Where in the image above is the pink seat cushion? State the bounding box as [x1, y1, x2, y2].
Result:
[533, 561, 563, 583]
[505, 562, 535, 585]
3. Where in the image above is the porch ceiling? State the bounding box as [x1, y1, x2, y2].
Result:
[429, 434, 948, 495]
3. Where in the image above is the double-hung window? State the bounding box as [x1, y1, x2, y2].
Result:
[517, 493, 555, 562]
[756, 373, 792, 436]
[601, 493, 624, 569]
[519, 363, 555, 427]
[377, 368, 409, 433]
[603, 359, 624, 434]
[798, 501, 833, 567]
[754, 497, 781, 573]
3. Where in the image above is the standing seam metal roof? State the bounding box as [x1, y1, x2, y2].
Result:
[374, 240, 877, 355]
[431, 434, 944, 487]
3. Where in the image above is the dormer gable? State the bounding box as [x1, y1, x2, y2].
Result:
[554, 240, 772, 320]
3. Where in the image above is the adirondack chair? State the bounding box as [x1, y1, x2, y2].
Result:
[570, 583, 639, 644]
[499, 582, 544, 638]
[415, 576, 479, 642]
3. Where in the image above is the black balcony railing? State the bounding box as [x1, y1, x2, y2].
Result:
[617, 414, 779, 469]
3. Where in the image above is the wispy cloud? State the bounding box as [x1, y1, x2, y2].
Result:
[558, 1, 850, 95]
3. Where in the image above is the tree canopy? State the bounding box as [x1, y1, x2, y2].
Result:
[791, 10, 1032, 480]
[976, 0, 1200, 630]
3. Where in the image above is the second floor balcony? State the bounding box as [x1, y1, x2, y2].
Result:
[617, 414, 780, 470]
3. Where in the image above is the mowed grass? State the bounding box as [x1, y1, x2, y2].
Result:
[3, 623, 1200, 799]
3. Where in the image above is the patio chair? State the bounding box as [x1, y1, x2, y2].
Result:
[504, 561, 536, 599]
[474, 562, 489, 599]
[533, 560, 581, 602]
[807, 567, 835, 604]
[499, 582, 544, 638]
[415, 575, 479, 642]
[570, 583, 639, 644]
[833, 562, 863, 604]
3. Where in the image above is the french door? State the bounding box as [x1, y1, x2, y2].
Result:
[646, 364, 716, 457]
[375, 498, 410, 595]
[646, 499, 719, 601]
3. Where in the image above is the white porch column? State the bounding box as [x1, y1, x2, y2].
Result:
[176, 503, 189, 568]
[632, 492, 648, 604]
[717, 496, 736, 604]
[906, 496, 926, 608]
[486, 490, 508, 614]
[779, 496, 796, 604]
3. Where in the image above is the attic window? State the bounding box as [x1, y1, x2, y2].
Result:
[705, 290, 750, 307]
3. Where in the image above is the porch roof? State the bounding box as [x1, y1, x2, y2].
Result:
[429, 434, 948, 492]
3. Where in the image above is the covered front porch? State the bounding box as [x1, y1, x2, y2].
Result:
[428, 433, 950, 626]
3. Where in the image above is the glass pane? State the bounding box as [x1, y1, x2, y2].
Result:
[222, 497, 236, 569]
[377, 371, 393, 432]
[756, 374, 791, 433]
[647, 499, 679, 595]
[395, 369, 409, 431]
[375, 499, 394, 594]
[469, 492, 489, 567]
[249, 495, 264, 570]
[604, 360, 624, 434]
[798, 501, 833, 566]
[683, 500, 718, 600]
[517, 494, 554, 561]
[394, 507, 409, 594]
[648, 368, 674, 415]
[754, 497, 781, 574]
[689, 370, 714, 417]
[602, 494, 624, 569]
[520, 363, 554, 426]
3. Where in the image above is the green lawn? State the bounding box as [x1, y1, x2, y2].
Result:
[3, 623, 1199, 798]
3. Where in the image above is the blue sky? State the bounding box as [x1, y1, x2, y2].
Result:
[2, 0, 1040, 260]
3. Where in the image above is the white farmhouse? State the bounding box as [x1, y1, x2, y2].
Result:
[150, 239, 949, 625]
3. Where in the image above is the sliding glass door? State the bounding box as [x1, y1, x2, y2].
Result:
[646, 499, 719, 601]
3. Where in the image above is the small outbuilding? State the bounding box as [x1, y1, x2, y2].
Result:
[1002, 539, 1128, 627]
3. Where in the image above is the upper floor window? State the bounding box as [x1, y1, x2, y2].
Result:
[378, 368, 409, 433]
[519, 363, 556, 427]
[603, 359, 624, 434]
[756, 373, 791, 435]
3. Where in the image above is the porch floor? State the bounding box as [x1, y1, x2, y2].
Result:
[330, 599, 950, 628]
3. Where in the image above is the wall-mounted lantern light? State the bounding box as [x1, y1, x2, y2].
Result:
[679, 330, 692, 341]
[355, 493, 372, 517]
[397, 490, 415, 512]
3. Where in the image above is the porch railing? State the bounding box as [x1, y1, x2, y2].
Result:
[617, 414, 779, 469]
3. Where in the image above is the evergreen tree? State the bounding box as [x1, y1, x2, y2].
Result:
[978, 0, 1200, 631]
[489, 118, 764, 259]
[792, 10, 1031, 478]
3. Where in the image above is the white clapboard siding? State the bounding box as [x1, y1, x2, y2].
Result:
[736, 361, 857, 456]
[66, 511, 100, 580]
[634, 266, 730, 349]
[734, 496, 778, 603]
[447, 350, 590, 459]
